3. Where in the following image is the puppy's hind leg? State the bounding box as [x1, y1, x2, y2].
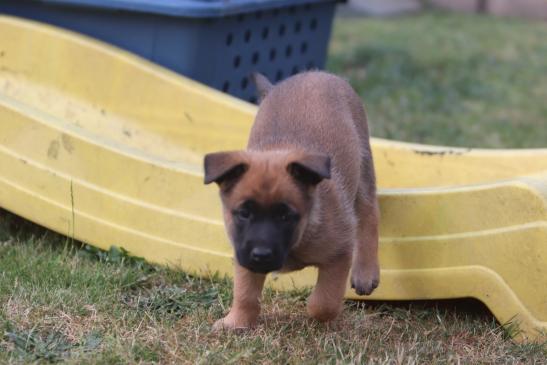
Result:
[350, 188, 380, 296]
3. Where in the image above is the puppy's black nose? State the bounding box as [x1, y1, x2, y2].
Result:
[250, 247, 273, 263]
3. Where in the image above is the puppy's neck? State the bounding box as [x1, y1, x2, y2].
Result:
[292, 187, 324, 250]
[307, 191, 324, 230]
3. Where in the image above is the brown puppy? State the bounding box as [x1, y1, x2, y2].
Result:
[204, 71, 379, 330]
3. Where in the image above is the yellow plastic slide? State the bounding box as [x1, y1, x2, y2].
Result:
[0, 16, 545, 341]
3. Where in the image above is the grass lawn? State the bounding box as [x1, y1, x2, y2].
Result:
[328, 12, 547, 148]
[1, 11, 547, 364]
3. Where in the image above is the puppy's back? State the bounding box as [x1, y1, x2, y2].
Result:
[248, 71, 366, 191]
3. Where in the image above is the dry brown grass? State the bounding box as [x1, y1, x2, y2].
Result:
[1, 210, 545, 363]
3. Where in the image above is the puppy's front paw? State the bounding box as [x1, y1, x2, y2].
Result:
[212, 312, 257, 332]
[307, 300, 343, 322]
[350, 266, 379, 296]
[306, 288, 344, 322]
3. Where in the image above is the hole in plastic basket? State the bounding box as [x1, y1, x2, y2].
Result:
[304, 3, 311, 10]
[244, 30, 252, 43]
[301, 42, 308, 54]
[249, 96, 257, 104]
[289, 6, 296, 14]
[279, 24, 286, 36]
[292, 66, 299, 75]
[269, 48, 277, 61]
[237, 14, 245, 23]
[233, 55, 241, 68]
[241, 77, 249, 90]
[273, 9, 280, 17]
[285, 45, 293, 58]
[310, 18, 318, 30]
[222, 81, 230, 92]
[275, 70, 283, 81]
[226, 33, 233, 46]
[256, 11, 263, 19]
[262, 27, 269, 40]
[252, 52, 260, 65]
[294, 21, 302, 34]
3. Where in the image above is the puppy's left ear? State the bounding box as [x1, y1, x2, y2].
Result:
[204, 151, 248, 190]
[287, 153, 331, 187]
[250, 72, 273, 103]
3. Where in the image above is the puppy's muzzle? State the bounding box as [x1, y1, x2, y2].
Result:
[238, 241, 285, 273]
[250, 247, 274, 264]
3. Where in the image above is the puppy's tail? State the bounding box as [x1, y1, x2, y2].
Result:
[250, 72, 273, 103]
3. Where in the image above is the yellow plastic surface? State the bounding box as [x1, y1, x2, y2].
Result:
[0, 16, 545, 341]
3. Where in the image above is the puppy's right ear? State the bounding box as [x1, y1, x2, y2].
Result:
[204, 151, 248, 191]
[250, 72, 273, 103]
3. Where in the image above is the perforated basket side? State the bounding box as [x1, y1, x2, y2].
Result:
[194, 2, 337, 102]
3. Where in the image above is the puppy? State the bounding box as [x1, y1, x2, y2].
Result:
[204, 71, 379, 330]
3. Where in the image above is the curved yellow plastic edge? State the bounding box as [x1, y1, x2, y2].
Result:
[0, 16, 545, 342]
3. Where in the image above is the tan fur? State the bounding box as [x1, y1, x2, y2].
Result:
[207, 71, 379, 330]
[213, 263, 266, 330]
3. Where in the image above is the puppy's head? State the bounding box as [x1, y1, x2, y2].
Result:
[204, 150, 330, 273]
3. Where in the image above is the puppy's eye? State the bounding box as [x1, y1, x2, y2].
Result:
[275, 205, 296, 222]
[236, 208, 252, 220]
